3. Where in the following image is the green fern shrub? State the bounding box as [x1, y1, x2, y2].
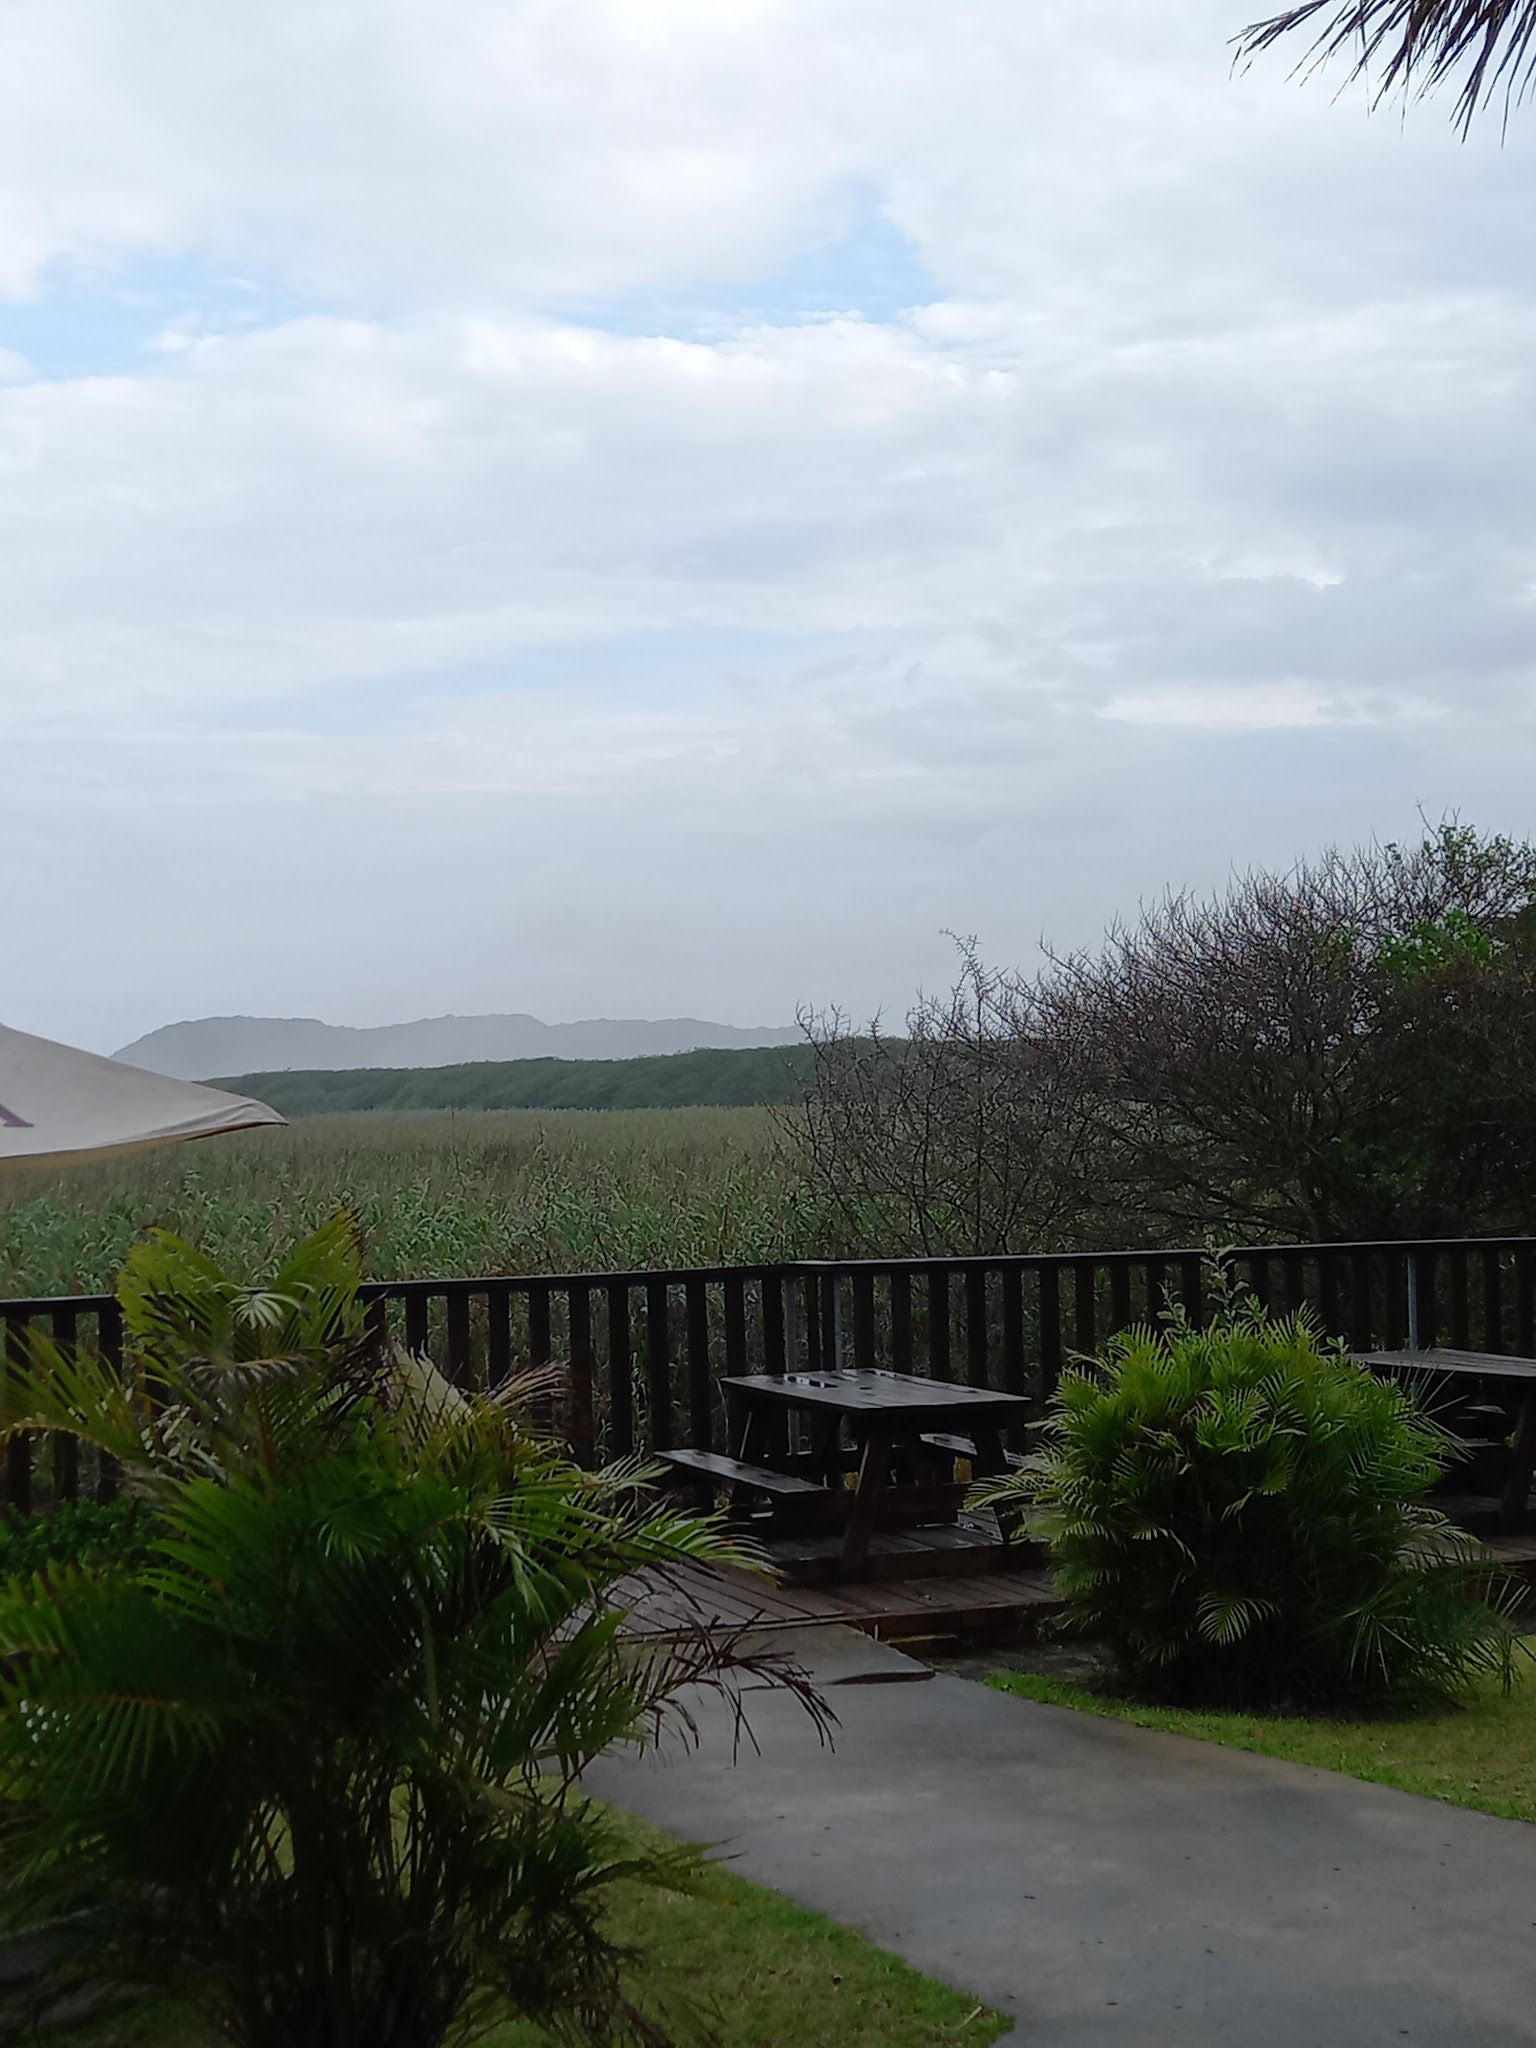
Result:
[986, 1303, 1517, 1710]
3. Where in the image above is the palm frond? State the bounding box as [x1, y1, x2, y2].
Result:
[1240, 0, 1536, 131]
[118, 1205, 367, 1370]
[2, 1331, 159, 1476]
[0, 1211, 831, 2047]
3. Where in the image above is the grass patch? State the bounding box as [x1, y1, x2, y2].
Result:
[988, 1661, 1536, 1824]
[0, 1108, 836, 1297]
[47, 1815, 1006, 2048]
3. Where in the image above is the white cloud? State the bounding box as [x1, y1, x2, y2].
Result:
[0, 0, 877, 302]
[4, 287, 1533, 745]
[1096, 681, 1448, 730]
[4, 0, 1536, 1045]
[5, 1, 1531, 312]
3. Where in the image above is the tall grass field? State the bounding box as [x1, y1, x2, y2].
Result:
[0, 1110, 835, 1299]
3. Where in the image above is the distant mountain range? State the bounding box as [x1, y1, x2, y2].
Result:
[115, 1013, 802, 1081]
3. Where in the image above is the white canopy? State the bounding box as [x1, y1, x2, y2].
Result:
[0, 1023, 286, 1171]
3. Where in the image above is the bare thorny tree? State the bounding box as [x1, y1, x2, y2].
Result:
[796, 827, 1536, 1255]
[796, 942, 1106, 1259]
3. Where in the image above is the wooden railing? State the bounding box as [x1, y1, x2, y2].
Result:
[6, 1236, 1536, 1510]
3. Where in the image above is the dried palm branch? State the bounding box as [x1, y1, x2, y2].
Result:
[1240, 0, 1536, 131]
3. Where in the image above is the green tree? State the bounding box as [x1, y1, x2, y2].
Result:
[1037, 823, 1536, 1241]
[801, 824, 1536, 1249]
[0, 1215, 826, 2048]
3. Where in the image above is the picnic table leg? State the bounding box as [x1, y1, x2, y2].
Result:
[970, 1424, 1022, 1546]
[839, 1426, 893, 1580]
[970, 1426, 1008, 1480]
[730, 1405, 767, 1519]
[1500, 1394, 1536, 1530]
[806, 1411, 842, 1485]
[905, 1437, 945, 1483]
[726, 1385, 748, 1456]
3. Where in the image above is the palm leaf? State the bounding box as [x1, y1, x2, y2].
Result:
[1240, 0, 1536, 131]
[2, 1332, 159, 1476]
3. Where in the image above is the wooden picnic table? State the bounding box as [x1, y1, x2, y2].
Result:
[1352, 1348, 1536, 1531]
[721, 1368, 1031, 1580]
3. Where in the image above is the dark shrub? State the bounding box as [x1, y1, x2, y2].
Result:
[0, 1500, 147, 1579]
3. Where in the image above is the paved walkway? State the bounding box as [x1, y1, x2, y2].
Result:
[589, 1626, 1536, 2046]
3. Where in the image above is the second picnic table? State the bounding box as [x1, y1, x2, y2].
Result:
[720, 1367, 1031, 1580]
[1353, 1347, 1536, 1531]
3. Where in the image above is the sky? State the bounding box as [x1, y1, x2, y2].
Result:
[4, 0, 1536, 1054]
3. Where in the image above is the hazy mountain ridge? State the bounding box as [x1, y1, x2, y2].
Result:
[116, 1013, 801, 1080]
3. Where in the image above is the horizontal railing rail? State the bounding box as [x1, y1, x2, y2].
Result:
[6, 1236, 1536, 1510]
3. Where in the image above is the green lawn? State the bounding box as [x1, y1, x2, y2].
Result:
[989, 1661, 1536, 1825]
[51, 1819, 1006, 2048]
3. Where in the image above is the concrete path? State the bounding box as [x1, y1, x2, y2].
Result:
[589, 1627, 1536, 2046]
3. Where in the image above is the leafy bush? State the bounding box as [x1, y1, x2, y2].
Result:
[0, 1213, 825, 2048]
[984, 1301, 1518, 1710]
[0, 1499, 148, 1579]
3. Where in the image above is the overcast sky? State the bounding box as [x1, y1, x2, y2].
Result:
[4, 0, 1536, 1053]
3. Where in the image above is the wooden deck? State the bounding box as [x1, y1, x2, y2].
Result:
[761, 1515, 1032, 1585]
[619, 1512, 1536, 1655]
[621, 1519, 1064, 1650]
[1484, 1527, 1536, 1589]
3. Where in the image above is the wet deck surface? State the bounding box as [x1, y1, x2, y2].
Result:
[618, 1536, 1063, 1648]
[621, 1514, 1536, 1652]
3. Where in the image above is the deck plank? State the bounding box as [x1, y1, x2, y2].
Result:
[617, 1549, 1063, 1647]
[622, 1481, 1529, 1649]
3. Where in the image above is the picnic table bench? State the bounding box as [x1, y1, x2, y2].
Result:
[662, 1368, 1031, 1581]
